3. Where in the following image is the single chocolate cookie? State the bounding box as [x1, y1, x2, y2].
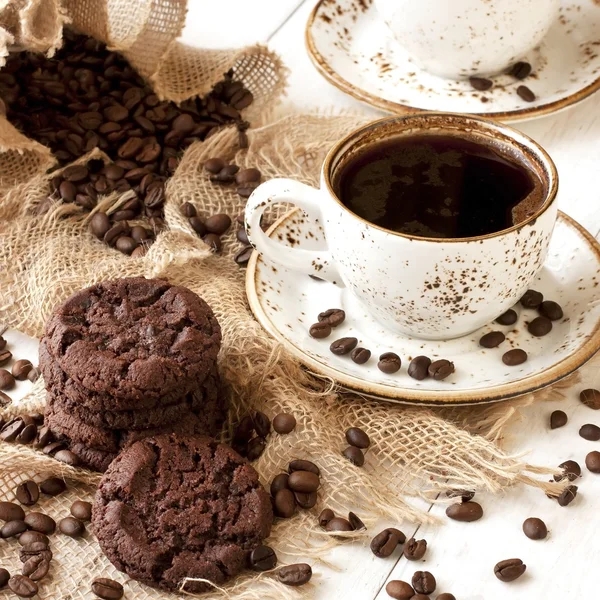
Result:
[42, 278, 221, 404]
[93, 434, 273, 592]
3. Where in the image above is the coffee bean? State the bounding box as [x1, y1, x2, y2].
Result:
[246, 436, 266, 461]
[22, 557, 50, 581]
[580, 388, 600, 410]
[10, 360, 32, 380]
[0, 501, 25, 521]
[351, 347, 371, 364]
[445, 488, 475, 502]
[0, 390, 11, 407]
[0, 349, 12, 366]
[371, 529, 401, 558]
[318, 508, 334, 527]
[62, 165, 89, 182]
[115, 236, 137, 255]
[235, 168, 261, 185]
[528, 316, 552, 337]
[517, 85, 536, 102]
[59, 180, 77, 202]
[273, 413, 296, 434]
[385, 580, 415, 600]
[579, 423, 600, 441]
[325, 517, 353, 532]
[404, 538, 427, 560]
[91, 577, 124, 600]
[510, 61, 532, 79]
[20, 541, 52, 564]
[15, 481, 39, 506]
[270, 473, 289, 497]
[378, 352, 401, 374]
[502, 349, 527, 366]
[496, 309, 518, 325]
[318, 308, 346, 327]
[288, 471, 320, 493]
[249, 545, 278, 572]
[1, 520, 29, 538]
[521, 289, 543, 308]
[236, 228, 249, 244]
[538, 300, 563, 321]
[180, 202, 196, 217]
[54, 449, 80, 466]
[103, 222, 129, 247]
[554, 460, 581, 482]
[342, 445, 365, 466]
[557, 484, 578, 506]
[289, 459, 320, 476]
[274, 489, 296, 518]
[8, 575, 38, 598]
[522, 517, 547, 540]
[203, 233, 222, 252]
[24, 512, 56, 534]
[211, 164, 239, 183]
[412, 571, 436, 595]
[469, 77, 493, 91]
[346, 511, 365, 531]
[277, 563, 312, 586]
[446, 501, 483, 522]
[189, 216, 207, 236]
[204, 158, 226, 174]
[204, 213, 231, 235]
[16, 424, 37, 445]
[30, 414, 43, 426]
[131, 246, 148, 258]
[58, 516, 85, 538]
[42, 441, 65, 455]
[234, 245, 253, 266]
[90, 212, 111, 239]
[408, 356, 431, 380]
[309, 322, 332, 339]
[585, 451, 600, 473]
[237, 183, 259, 198]
[550, 410, 568, 429]
[18, 531, 49, 546]
[330, 337, 358, 355]
[345, 427, 370, 449]
[294, 491, 317, 509]
[0, 369, 15, 390]
[130, 226, 151, 243]
[39, 477, 66, 496]
[0, 568, 8, 589]
[428, 359, 455, 380]
[253, 411, 271, 438]
[494, 558, 526, 582]
[1, 418, 25, 442]
[479, 331, 505, 348]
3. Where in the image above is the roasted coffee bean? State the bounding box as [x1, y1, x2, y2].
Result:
[371, 529, 402, 558]
[24, 512, 56, 534]
[253, 411, 271, 438]
[408, 355, 431, 380]
[42, 441, 65, 455]
[412, 571, 436, 595]
[428, 359, 455, 380]
[59, 180, 77, 202]
[502, 349, 527, 366]
[103, 222, 129, 247]
[538, 300, 563, 321]
[15, 481, 39, 506]
[445, 489, 475, 502]
[579, 423, 600, 441]
[8, 575, 38, 598]
[274, 489, 296, 518]
[325, 517, 353, 532]
[90, 212, 111, 239]
[270, 473, 289, 497]
[289, 459, 320, 476]
[550, 409, 568, 429]
[496, 309, 518, 325]
[22, 557, 50, 581]
[446, 501, 483, 522]
[237, 183, 259, 198]
[342, 445, 365, 466]
[11, 360, 32, 380]
[234, 415, 256, 442]
[1, 520, 29, 538]
[189, 216, 207, 236]
[318, 508, 335, 527]
[294, 491, 317, 509]
[273, 413, 296, 434]
[351, 347, 371, 364]
[510, 61, 532, 79]
[0, 350, 12, 366]
[236, 228, 249, 244]
[130, 226, 151, 243]
[469, 77, 493, 91]
[479, 331, 505, 348]
[0, 568, 9, 589]
[18, 531, 49, 546]
[404, 538, 427, 561]
[54, 449, 80, 466]
[234, 245, 253, 266]
[528, 316, 552, 337]
[345, 427, 370, 449]
[204, 158, 226, 174]
[522, 517, 547, 540]
[39, 477, 66, 496]
[557, 484, 578, 506]
[91, 577, 124, 600]
[211, 164, 240, 183]
[19, 542, 52, 565]
[318, 308, 346, 327]
[330, 337, 358, 355]
[131, 246, 148, 258]
[348, 511, 366, 531]
[521, 289, 543, 308]
[494, 558, 526, 582]
[30, 414, 44, 426]
[0, 336, 5, 351]
[235, 168, 261, 185]
[246, 436, 266, 461]
[1, 417, 25, 442]
[277, 563, 312, 586]
[385, 580, 415, 600]
[16, 424, 37, 445]
[204, 213, 231, 235]
[62, 165, 89, 182]
[585, 450, 600, 473]
[288, 471, 320, 493]
[0, 390, 12, 407]
[180, 201, 196, 217]
[249, 545, 277, 571]
[0, 369, 15, 390]
[309, 322, 331, 339]
[115, 236, 138, 255]
[378, 352, 401, 374]
[58, 516, 85, 538]
[0, 501, 25, 522]
[554, 460, 581, 482]
[172, 113, 196, 134]
[580, 388, 600, 410]
[203, 233, 222, 252]
[517, 85, 536, 102]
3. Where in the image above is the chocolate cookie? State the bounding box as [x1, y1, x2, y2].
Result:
[93, 434, 273, 592]
[42, 278, 221, 404]
[68, 443, 116, 472]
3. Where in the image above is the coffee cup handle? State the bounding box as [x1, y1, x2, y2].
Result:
[244, 178, 343, 285]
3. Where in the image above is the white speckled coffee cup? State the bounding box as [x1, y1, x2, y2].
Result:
[245, 113, 558, 340]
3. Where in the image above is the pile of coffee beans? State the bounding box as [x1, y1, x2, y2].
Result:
[231, 410, 296, 461]
[0, 333, 40, 408]
[342, 426, 370, 467]
[468, 61, 536, 103]
[248, 545, 312, 586]
[318, 507, 366, 534]
[386, 576, 449, 600]
[309, 307, 346, 339]
[270, 459, 321, 518]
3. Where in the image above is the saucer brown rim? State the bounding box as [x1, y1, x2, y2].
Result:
[246, 210, 600, 406]
[305, 0, 600, 123]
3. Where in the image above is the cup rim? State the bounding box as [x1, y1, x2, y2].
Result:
[322, 112, 559, 243]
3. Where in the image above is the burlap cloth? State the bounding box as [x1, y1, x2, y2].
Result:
[0, 1, 583, 598]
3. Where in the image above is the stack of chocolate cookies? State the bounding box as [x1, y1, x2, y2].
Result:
[39, 277, 226, 471]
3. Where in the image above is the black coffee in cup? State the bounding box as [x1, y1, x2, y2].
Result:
[334, 134, 545, 239]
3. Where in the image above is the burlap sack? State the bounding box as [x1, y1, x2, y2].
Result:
[0, 2, 579, 598]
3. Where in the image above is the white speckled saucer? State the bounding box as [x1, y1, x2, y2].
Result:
[246, 211, 600, 405]
[306, 0, 600, 122]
